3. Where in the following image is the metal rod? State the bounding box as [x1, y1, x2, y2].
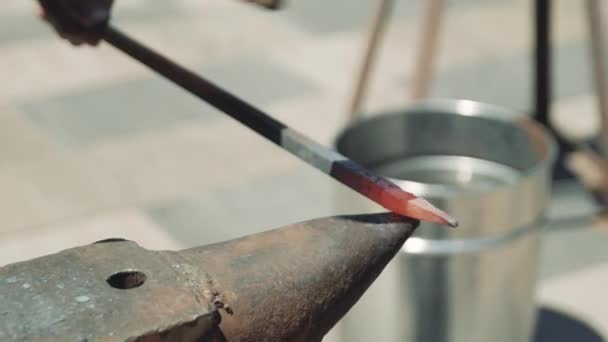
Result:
[533, 0, 575, 159]
[347, 0, 393, 121]
[534, 0, 551, 126]
[102, 26, 457, 227]
[586, 0, 608, 157]
[411, 0, 444, 100]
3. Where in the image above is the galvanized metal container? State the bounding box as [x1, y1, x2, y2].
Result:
[332, 100, 557, 342]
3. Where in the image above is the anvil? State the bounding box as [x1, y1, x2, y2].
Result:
[0, 213, 417, 341]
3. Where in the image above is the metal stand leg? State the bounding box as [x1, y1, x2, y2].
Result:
[565, 1, 608, 204]
[347, 0, 393, 122]
[586, 0, 608, 157]
[411, 0, 444, 100]
[534, 0, 576, 180]
[534, 0, 551, 126]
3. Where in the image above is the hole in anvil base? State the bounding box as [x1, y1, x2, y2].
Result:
[94, 238, 129, 244]
[107, 271, 147, 289]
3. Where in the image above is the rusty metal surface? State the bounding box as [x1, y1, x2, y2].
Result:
[0, 213, 417, 341]
[0, 239, 221, 341]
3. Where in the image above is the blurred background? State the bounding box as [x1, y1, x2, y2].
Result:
[0, 0, 607, 340]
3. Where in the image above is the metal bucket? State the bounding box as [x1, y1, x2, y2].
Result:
[332, 100, 557, 342]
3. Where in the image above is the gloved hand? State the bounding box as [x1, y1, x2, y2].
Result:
[37, 0, 282, 46]
[37, 0, 114, 46]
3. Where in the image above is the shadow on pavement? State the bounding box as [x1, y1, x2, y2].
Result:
[535, 307, 605, 342]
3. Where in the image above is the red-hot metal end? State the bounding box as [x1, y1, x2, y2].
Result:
[331, 162, 459, 228]
[380, 188, 459, 228]
[401, 197, 459, 228]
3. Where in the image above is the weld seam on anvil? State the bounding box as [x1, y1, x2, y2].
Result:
[170, 251, 234, 316]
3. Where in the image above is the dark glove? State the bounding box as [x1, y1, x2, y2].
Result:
[38, 0, 114, 46]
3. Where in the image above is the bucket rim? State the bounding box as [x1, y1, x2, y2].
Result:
[334, 99, 558, 199]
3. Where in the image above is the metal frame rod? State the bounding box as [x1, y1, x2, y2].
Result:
[347, 0, 393, 121]
[534, 0, 551, 126]
[586, 0, 608, 156]
[411, 0, 444, 101]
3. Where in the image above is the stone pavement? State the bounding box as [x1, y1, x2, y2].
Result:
[0, 0, 607, 340]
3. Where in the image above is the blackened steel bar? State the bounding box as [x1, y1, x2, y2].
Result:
[102, 26, 457, 227]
